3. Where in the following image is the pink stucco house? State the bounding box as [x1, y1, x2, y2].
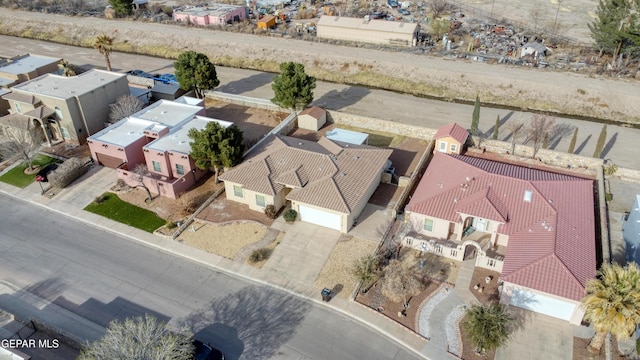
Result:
[173, 4, 248, 26]
[404, 125, 597, 324]
[88, 97, 232, 198]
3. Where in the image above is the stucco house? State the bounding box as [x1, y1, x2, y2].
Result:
[624, 195, 640, 265]
[0, 69, 129, 145]
[219, 134, 392, 232]
[404, 151, 596, 324]
[173, 4, 248, 26]
[89, 97, 232, 198]
[433, 122, 468, 155]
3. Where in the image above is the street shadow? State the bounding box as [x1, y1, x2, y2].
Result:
[177, 285, 311, 360]
[216, 72, 275, 95]
[600, 132, 618, 159]
[548, 123, 574, 150]
[485, 111, 513, 138]
[313, 86, 370, 111]
[22, 277, 67, 302]
[53, 295, 170, 327]
[574, 134, 592, 155]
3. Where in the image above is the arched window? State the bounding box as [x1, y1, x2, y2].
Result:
[54, 106, 63, 120]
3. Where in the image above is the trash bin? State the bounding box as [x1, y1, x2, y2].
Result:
[321, 288, 332, 302]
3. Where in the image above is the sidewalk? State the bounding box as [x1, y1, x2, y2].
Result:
[0, 165, 433, 359]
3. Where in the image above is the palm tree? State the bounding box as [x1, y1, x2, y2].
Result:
[93, 34, 115, 71]
[582, 263, 640, 354]
[352, 254, 380, 293]
[463, 303, 514, 353]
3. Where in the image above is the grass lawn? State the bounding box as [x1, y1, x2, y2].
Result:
[0, 155, 61, 188]
[337, 125, 405, 147]
[84, 192, 166, 233]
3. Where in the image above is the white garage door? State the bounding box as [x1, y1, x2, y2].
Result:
[298, 205, 342, 231]
[510, 288, 575, 321]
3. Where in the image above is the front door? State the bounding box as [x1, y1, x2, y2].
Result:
[475, 218, 487, 231]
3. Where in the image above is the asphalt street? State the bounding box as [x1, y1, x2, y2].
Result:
[2, 35, 640, 170]
[0, 195, 418, 360]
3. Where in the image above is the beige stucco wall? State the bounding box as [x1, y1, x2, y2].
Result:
[434, 136, 463, 154]
[317, 23, 417, 46]
[223, 180, 276, 212]
[298, 113, 326, 131]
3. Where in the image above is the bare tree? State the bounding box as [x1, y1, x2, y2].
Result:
[78, 314, 194, 360]
[529, 4, 548, 33]
[381, 259, 425, 308]
[132, 164, 153, 202]
[504, 120, 524, 155]
[0, 121, 42, 172]
[429, 0, 450, 19]
[109, 95, 144, 123]
[526, 114, 556, 158]
[58, 59, 76, 76]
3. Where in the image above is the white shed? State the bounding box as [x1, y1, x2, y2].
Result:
[298, 106, 326, 131]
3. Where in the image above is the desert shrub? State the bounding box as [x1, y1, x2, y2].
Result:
[48, 157, 89, 188]
[605, 192, 613, 202]
[94, 194, 108, 204]
[249, 248, 271, 263]
[264, 205, 278, 219]
[284, 209, 297, 222]
[604, 163, 618, 176]
[166, 220, 178, 229]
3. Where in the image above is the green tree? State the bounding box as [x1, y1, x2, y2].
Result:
[582, 263, 640, 354]
[463, 303, 514, 353]
[471, 95, 480, 137]
[271, 62, 316, 110]
[594, 124, 607, 158]
[352, 254, 380, 293]
[588, 0, 640, 67]
[108, 0, 134, 17]
[568, 127, 578, 154]
[78, 314, 194, 360]
[492, 115, 500, 140]
[93, 34, 115, 71]
[174, 51, 220, 99]
[188, 122, 244, 181]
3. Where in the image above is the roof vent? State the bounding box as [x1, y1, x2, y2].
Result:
[298, 142, 303, 146]
[179, 140, 186, 144]
[523, 190, 533, 202]
[354, 155, 360, 160]
[128, 131, 134, 135]
[342, 172, 347, 176]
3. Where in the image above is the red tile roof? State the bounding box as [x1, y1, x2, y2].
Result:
[434, 122, 468, 144]
[220, 135, 392, 214]
[406, 153, 596, 301]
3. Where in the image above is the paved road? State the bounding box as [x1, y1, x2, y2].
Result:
[2, 35, 639, 170]
[0, 194, 418, 360]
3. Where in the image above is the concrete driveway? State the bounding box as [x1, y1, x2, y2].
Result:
[264, 218, 342, 286]
[496, 308, 574, 360]
[348, 203, 394, 242]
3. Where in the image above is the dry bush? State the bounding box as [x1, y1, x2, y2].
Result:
[49, 157, 89, 188]
[295, 9, 316, 19]
[176, 191, 209, 216]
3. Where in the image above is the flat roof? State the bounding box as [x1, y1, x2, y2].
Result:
[174, 4, 244, 17]
[317, 15, 419, 34]
[92, 117, 158, 147]
[12, 69, 125, 99]
[326, 128, 369, 145]
[129, 99, 203, 128]
[146, 116, 233, 153]
[0, 54, 61, 75]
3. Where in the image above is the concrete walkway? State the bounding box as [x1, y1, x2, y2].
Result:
[0, 164, 432, 359]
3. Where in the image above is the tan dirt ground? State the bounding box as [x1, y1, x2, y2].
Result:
[313, 235, 378, 299]
[177, 221, 269, 259]
[1, 9, 638, 123]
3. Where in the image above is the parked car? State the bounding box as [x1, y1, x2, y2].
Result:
[194, 340, 224, 360]
[126, 69, 153, 78]
[370, 11, 386, 19]
[398, 9, 410, 15]
[156, 73, 178, 84]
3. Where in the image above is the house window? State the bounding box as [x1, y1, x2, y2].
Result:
[423, 219, 434, 232]
[255, 194, 265, 207]
[438, 141, 447, 152]
[152, 161, 161, 172]
[15, 102, 22, 113]
[54, 106, 63, 119]
[175, 164, 185, 175]
[450, 143, 457, 153]
[233, 185, 243, 198]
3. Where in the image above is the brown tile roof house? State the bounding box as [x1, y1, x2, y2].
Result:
[406, 152, 596, 323]
[220, 134, 392, 232]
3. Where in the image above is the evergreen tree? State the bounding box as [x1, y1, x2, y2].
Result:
[542, 133, 549, 149]
[594, 124, 607, 158]
[188, 122, 244, 182]
[464, 303, 514, 353]
[568, 128, 578, 154]
[108, 0, 134, 17]
[174, 51, 220, 99]
[493, 115, 500, 140]
[588, 0, 640, 65]
[271, 62, 316, 110]
[471, 95, 480, 136]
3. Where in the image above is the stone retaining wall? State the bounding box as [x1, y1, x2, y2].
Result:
[326, 111, 436, 140]
[206, 91, 285, 112]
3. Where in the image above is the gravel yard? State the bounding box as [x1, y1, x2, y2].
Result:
[177, 221, 269, 259]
